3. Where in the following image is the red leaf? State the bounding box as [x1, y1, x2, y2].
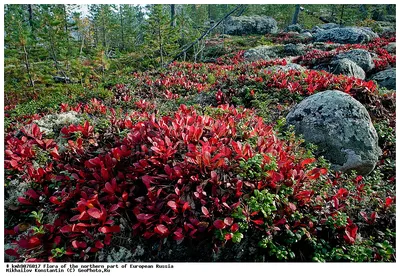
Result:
[5, 249, 19, 257]
[167, 200, 178, 212]
[154, 224, 169, 236]
[213, 219, 226, 229]
[288, 202, 296, 211]
[87, 208, 102, 219]
[25, 189, 39, 199]
[182, 202, 191, 212]
[104, 182, 115, 194]
[95, 240, 104, 249]
[251, 219, 264, 225]
[225, 233, 233, 241]
[273, 218, 286, 226]
[10, 160, 18, 168]
[18, 197, 33, 205]
[60, 225, 72, 233]
[49, 196, 61, 205]
[201, 206, 210, 217]
[28, 236, 41, 248]
[98, 225, 120, 234]
[136, 213, 155, 223]
[231, 223, 239, 233]
[224, 217, 233, 226]
[109, 204, 119, 212]
[300, 158, 316, 168]
[385, 197, 394, 208]
[101, 167, 109, 181]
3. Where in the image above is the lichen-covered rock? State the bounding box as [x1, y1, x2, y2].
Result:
[299, 31, 313, 40]
[334, 49, 374, 72]
[265, 63, 306, 73]
[284, 43, 307, 56]
[314, 27, 379, 44]
[244, 45, 282, 61]
[286, 24, 302, 33]
[369, 68, 396, 90]
[384, 42, 396, 54]
[225, 16, 278, 35]
[315, 58, 366, 80]
[286, 90, 381, 175]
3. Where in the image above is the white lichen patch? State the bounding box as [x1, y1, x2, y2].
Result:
[34, 111, 81, 136]
[106, 246, 134, 262]
[5, 179, 30, 209]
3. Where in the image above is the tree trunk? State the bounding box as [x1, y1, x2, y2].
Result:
[101, 9, 106, 48]
[63, 5, 71, 71]
[171, 4, 176, 27]
[292, 4, 301, 25]
[22, 44, 35, 89]
[119, 5, 125, 50]
[28, 5, 34, 30]
[339, 5, 345, 26]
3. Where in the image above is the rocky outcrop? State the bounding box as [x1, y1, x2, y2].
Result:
[314, 27, 379, 44]
[369, 68, 396, 90]
[286, 90, 381, 175]
[284, 43, 307, 56]
[225, 16, 278, 35]
[334, 49, 374, 72]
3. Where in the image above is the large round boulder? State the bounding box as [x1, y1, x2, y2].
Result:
[334, 49, 375, 72]
[369, 68, 396, 90]
[314, 27, 379, 44]
[286, 90, 381, 175]
[225, 16, 278, 35]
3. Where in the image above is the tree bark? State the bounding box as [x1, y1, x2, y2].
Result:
[171, 4, 176, 27]
[292, 4, 301, 25]
[22, 44, 35, 88]
[28, 5, 34, 30]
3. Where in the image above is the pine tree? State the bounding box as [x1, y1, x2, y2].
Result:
[144, 4, 179, 67]
[4, 4, 35, 92]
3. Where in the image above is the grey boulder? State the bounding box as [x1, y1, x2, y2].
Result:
[284, 43, 307, 56]
[314, 27, 379, 44]
[286, 24, 302, 33]
[286, 90, 381, 175]
[225, 16, 278, 35]
[315, 58, 366, 80]
[369, 68, 396, 90]
[334, 49, 374, 72]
